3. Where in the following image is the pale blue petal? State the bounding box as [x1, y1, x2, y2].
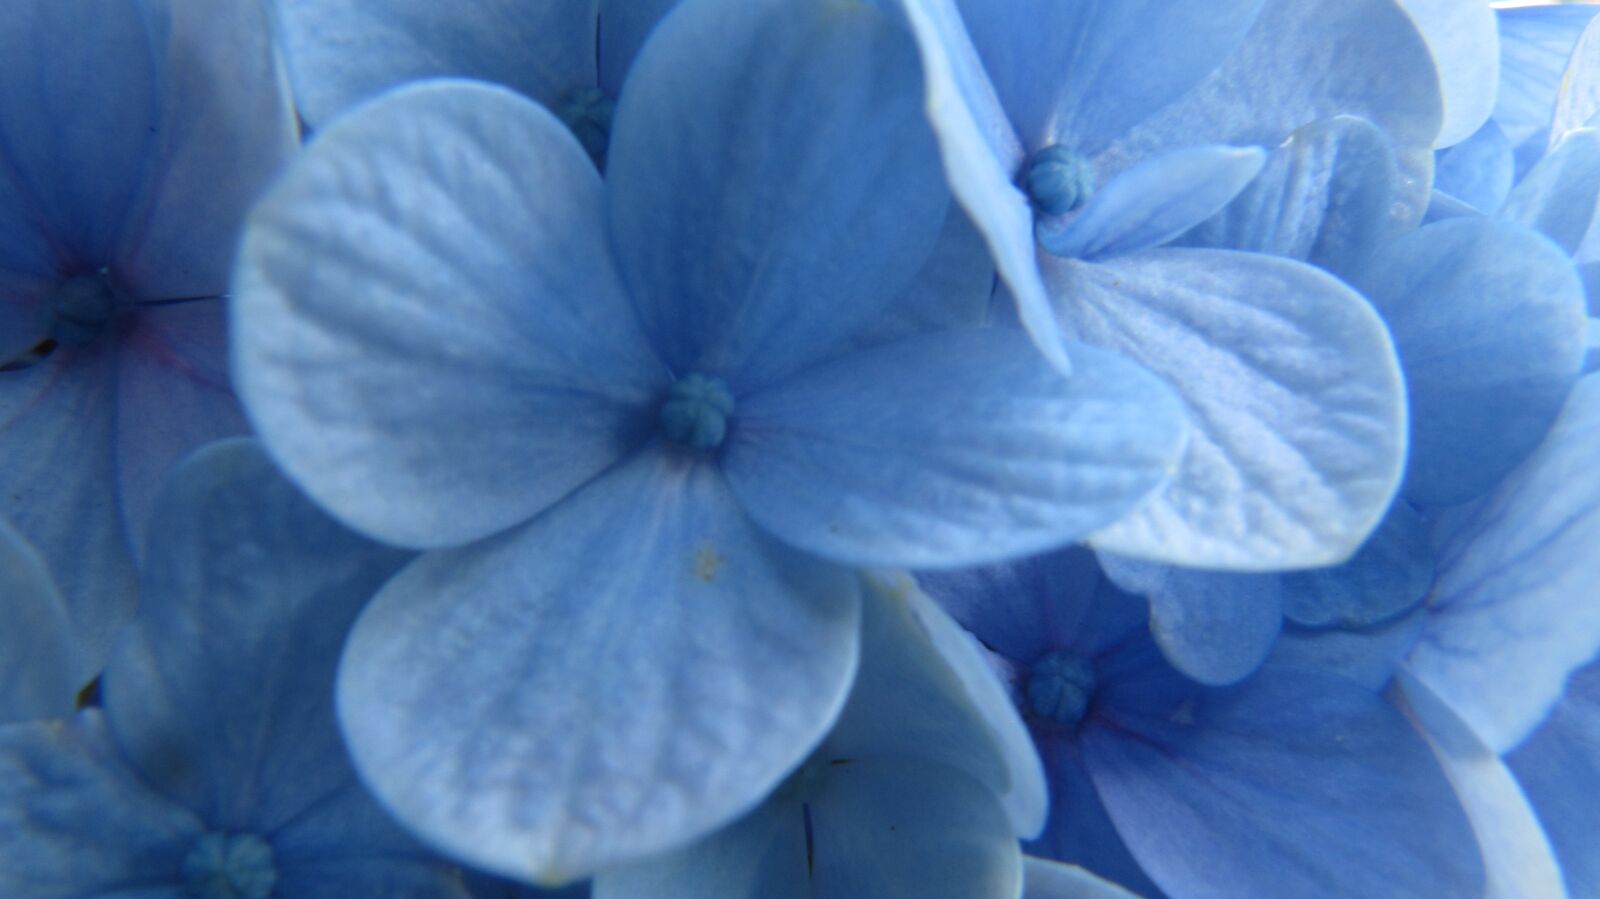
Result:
[1433, 119, 1514, 213]
[0, 713, 202, 898]
[884, 0, 1071, 372]
[234, 81, 664, 550]
[1098, 555, 1282, 687]
[0, 518, 78, 724]
[102, 439, 412, 835]
[723, 328, 1187, 569]
[846, 207, 993, 352]
[1554, 15, 1600, 138]
[591, 801, 807, 899]
[1055, 249, 1407, 570]
[1022, 857, 1140, 899]
[0, 0, 160, 264]
[1407, 374, 1600, 752]
[1501, 128, 1600, 254]
[955, 0, 1264, 153]
[112, 0, 298, 300]
[1506, 659, 1600, 898]
[607, 0, 946, 390]
[271, 0, 599, 129]
[1494, 4, 1600, 146]
[1036, 145, 1265, 261]
[1397, 672, 1566, 899]
[1395, 0, 1498, 147]
[0, 348, 138, 673]
[336, 450, 861, 883]
[1280, 501, 1434, 630]
[1103, 0, 1443, 230]
[0, 271, 53, 364]
[1424, 187, 1483, 224]
[1268, 608, 1428, 692]
[1177, 116, 1399, 279]
[1356, 217, 1586, 506]
[1085, 669, 1483, 899]
[597, 0, 680, 96]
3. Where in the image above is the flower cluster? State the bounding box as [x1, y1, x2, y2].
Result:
[1, 0, 1598, 896]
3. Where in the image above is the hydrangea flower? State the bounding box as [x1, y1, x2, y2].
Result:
[0, 517, 79, 725]
[0, 0, 296, 669]
[0, 439, 467, 898]
[1506, 656, 1600, 898]
[231, 0, 1187, 883]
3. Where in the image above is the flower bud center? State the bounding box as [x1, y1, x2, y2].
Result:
[1023, 145, 1095, 216]
[1026, 650, 1097, 726]
[660, 373, 735, 451]
[43, 272, 123, 346]
[182, 832, 277, 899]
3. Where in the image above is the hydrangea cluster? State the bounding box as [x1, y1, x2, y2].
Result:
[2, 0, 1598, 896]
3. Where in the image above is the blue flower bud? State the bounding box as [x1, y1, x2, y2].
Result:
[660, 372, 735, 450]
[1023, 145, 1095, 216]
[43, 273, 121, 346]
[1026, 650, 1097, 726]
[181, 832, 278, 899]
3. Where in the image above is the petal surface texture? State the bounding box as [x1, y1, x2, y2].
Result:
[234, 81, 665, 550]
[723, 328, 1187, 569]
[606, 0, 948, 390]
[1057, 249, 1406, 569]
[0, 518, 78, 724]
[336, 449, 862, 883]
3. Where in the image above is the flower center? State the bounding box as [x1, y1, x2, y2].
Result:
[1022, 145, 1095, 216]
[660, 373, 734, 450]
[1025, 650, 1097, 726]
[182, 832, 277, 899]
[558, 86, 616, 171]
[43, 272, 123, 346]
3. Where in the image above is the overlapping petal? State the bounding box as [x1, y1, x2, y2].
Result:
[1433, 119, 1514, 214]
[1394, 0, 1498, 148]
[1022, 857, 1140, 899]
[1501, 128, 1600, 255]
[1494, 4, 1600, 147]
[1506, 660, 1600, 898]
[1279, 501, 1433, 630]
[1554, 15, 1600, 138]
[0, 518, 78, 724]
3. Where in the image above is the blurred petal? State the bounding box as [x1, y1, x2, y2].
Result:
[597, 0, 679, 96]
[725, 328, 1186, 569]
[1178, 116, 1399, 278]
[1036, 145, 1265, 261]
[1356, 217, 1586, 506]
[1060, 249, 1406, 570]
[1501, 128, 1600, 255]
[1407, 374, 1600, 752]
[0, 713, 202, 898]
[274, 859, 471, 899]
[113, 0, 298, 300]
[1495, 4, 1600, 146]
[337, 450, 861, 882]
[1279, 500, 1433, 630]
[1268, 608, 1428, 692]
[1027, 738, 1159, 899]
[591, 801, 807, 899]
[102, 439, 413, 835]
[607, 0, 946, 389]
[1433, 119, 1514, 214]
[1554, 15, 1600, 138]
[0, 518, 78, 724]
[846, 207, 993, 352]
[271, 0, 599, 129]
[234, 81, 663, 550]
[1085, 669, 1483, 899]
[1022, 857, 1140, 899]
[916, 547, 1105, 664]
[1394, 0, 1498, 148]
[1506, 660, 1600, 898]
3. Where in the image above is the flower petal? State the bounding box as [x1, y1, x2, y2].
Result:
[1433, 120, 1514, 214]
[591, 801, 807, 899]
[597, 0, 680, 96]
[234, 81, 664, 549]
[1057, 249, 1406, 570]
[336, 450, 861, 883]
[1505, 659, 1600, 898]
[1406, 374, 1600, 752]
[1500, 127, 1600, 255]
[1394, 0, 1498, 148]
[271, 0, 599, 129]
[724, 328, 1186, 569]
[1495, 4, 1600, 147]
[1022, 857, 1140, 899]
[0, 518, 78, 724]
[1279, 500, 1434, 630]
[1554, 15, 1600, 138]
[606, 0, 947, 390]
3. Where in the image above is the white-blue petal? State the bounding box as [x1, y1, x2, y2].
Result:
[234, 81, 664, 550]
[1494, 4, 1600, 146]
[1506, 659, 1600, 898]
[1394, 0, 1499, 148]
[1554, 15, 1600, 138]
[1501, 128, 1600, 254]
[1434, 120, 1514, 214]
[724, 328, 1187, 569]
[336, 449, 861, 883]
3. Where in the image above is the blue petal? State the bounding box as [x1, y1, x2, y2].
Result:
[234, 81, 665, 550]
[885, 0, 1072, 372]
[102, 439, 414, 837]
[1279, 501, 1434, 630]
[606, 0, 947, 390]
[1406, 374, 1600, 752]
[1494, 4, 1600, 146]
[271, 0, 600, 129]
[1036, 145, 1265, 261]
[1098, 555, 1282, 687]
[723, 328, 1186, 569]
[1394, 0, 1498, 147]
[336, 450, 861, 883]
[0, 0, 160, 264]
[1268, 608, 1428, 692]
[1500, 127, 1600, 254]
[916, 547, 1106, 665]
[1027, 737, 1159, 898]
[955, 0, 1264, 153]
[1084, 668, 1483, 899]
[1177, 116, 1399, 279]
[1103, 0, 1443, 230]
[274, 859, 471, 899]
[1052, 249, 1406, 570]
[590, 801, 807, 899]
[1506, 659, 1600, 898]
[597, 0, 680, 96]
[0, 518, 79, 724]
[0, 713, 203, 898]
[1022, 857, 1140, 899]
[111, 0, 298, 301]
[1433, 119, 1514, 213]
[1554, 15, 1600, 137]
[1397, 672, 1566, 899]
[846, 208, 994, 352]
[1355, 217, 1586, 506]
